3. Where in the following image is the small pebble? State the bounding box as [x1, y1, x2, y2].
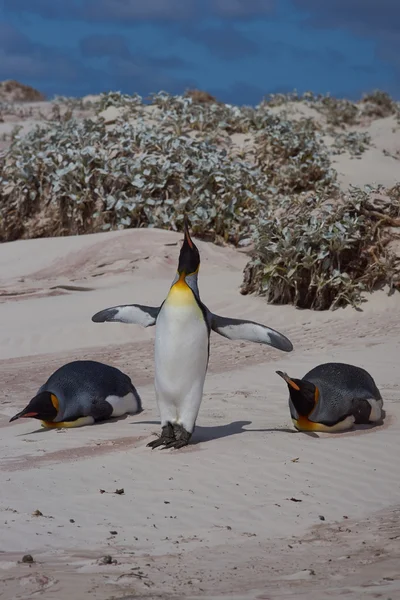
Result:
[22, 554, 34, 563]
[319, 515, 325, 521]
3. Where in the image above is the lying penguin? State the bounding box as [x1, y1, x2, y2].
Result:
[9, 360, 142, 428]
[276, 362, 383, 433]
[92, 217, 293, 449]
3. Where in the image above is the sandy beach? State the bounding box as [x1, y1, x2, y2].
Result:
[1, 225, 400, 599]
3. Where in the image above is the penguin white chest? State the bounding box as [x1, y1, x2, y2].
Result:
[154, 282, 209, 423]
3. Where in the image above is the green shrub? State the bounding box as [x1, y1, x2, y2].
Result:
[241, 185, 400, 310]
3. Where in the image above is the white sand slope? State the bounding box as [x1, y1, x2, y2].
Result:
[1, 229, 400, 599]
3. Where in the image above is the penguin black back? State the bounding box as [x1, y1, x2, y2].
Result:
[42, 360, 137, 401]
[303, 362, 381, 397]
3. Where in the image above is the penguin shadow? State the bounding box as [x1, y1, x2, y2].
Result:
[131, 419, 297, 444]
[192, 421, 298, 444]
[17, 413, 133, 436]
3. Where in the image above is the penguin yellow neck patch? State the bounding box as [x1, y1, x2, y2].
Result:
[41, 420, 74, 429]
[293, 415, 354, 433]
[41, 416, 95, 428]
[167, 273, 197, 307]
[293, 416, 328, 432]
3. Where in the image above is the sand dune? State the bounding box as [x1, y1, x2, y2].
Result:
[1, 229, 400, 599]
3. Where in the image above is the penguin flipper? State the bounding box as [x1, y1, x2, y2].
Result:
[210, 314, 293, 352]
[91, 304, 159, 327]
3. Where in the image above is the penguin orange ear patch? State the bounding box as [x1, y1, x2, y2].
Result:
[276, 371, 301, 391]
[51, 394, 59, 411]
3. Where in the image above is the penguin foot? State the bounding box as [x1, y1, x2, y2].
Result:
[147, 423, 175, 449]
[161, 424, 192, 449]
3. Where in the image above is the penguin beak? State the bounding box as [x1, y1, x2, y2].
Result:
[9, 409, 38, 422]
[177, 216, 200, 277]
[276, 371, 301, 391]
[184, 216, 194, 249]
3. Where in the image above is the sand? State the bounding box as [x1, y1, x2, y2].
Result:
[1, 227, 400, 599]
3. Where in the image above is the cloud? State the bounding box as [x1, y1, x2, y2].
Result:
[212, 0, 275, 18]
[79, 34, 191, 68]
[0, 23, 96, 85]
[107, 56, 196, 94]
[0, 23, 193, 98]
[292, 1, 400, 36]
[186, 25, 259, 60]
[212, 82, 267, 105]
[83, 0, 195, 21]
[79, 34, 131, 59]
[4, 0, 275, 22]
[4, 0, 81, 20]
[289, 45, 346, 67]
[293, 0, 400, 82]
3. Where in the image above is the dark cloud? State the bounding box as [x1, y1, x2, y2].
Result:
[80, 34, 191, 68]
[79, 34, 131, 59]
[0, 23, 97, 86]
[0, 22, 32, 54]
[352, 65, 377, 75]
[3, 0, 275, 22]
[4, 0, 82, 20]
[0, 23, 193, 98]
[186, 26, 259, 60]
[83, 0, 194, 21]
[292, 1, 400, 36]
[212, 0, 275, 18]
[212, 82, 268, 106]
[289, 45, 346, 67]
[107, 56, 196, 94]
[293, 0, 400, 84]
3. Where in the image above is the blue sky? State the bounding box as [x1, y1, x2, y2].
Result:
[0, 0, 399, 104]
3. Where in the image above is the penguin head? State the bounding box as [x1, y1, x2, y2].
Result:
[177, 217, 200, 281]
[9, 391, 59, 423]
[276, 371, 319, 417]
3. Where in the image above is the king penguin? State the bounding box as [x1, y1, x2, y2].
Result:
[276, 362, 383, 433]
[9, 360, 142, 428]
[91, 217, 293, 449]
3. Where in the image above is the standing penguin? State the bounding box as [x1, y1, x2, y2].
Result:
[9, 360, 142, 428]
[276, 362, 383, 433]
[92, 218, 293, 449]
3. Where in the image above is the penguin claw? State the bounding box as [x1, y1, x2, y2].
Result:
[160, 438, 190, 450]
[146, 423, 175, 449]
[147, 437, 171, 449]
[173, 439, 190, 449]
[160, 440, 179, 450]
[171, 424, 192, 448]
